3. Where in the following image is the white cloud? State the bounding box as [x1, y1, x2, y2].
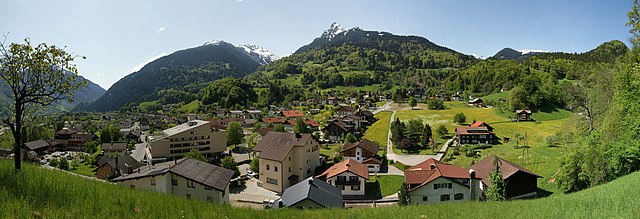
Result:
[157, 26, 166, 33]
[131, 52, 168, 72]
[236, 0, 243, 2]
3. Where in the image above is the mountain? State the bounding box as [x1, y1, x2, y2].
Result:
[490, 48, 544, 61]
[78, 40, 277, 112]
[0, 73, 105, 112]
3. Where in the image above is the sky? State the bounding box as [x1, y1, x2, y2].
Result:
[0, 0, 633, 90]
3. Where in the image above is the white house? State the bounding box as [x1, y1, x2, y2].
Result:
[341, 139, 381, 172]
[112, 158, 234, 204]
[404, 158, 481, 204]
[317, 159, 369, 196]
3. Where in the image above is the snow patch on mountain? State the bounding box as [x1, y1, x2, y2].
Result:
[321, 22, 346, 40]
[516, 49, 549, 55]
[203, 39, 279, 65]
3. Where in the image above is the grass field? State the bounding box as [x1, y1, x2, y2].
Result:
[363, 111, 392, 156]
[394, 102, 574, 193]
[2, 159, 639, 218]
[368, 175, 404, 197]
[178, 100, 201, 113]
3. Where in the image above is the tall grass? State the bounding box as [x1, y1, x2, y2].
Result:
[2, 159, 638, 218]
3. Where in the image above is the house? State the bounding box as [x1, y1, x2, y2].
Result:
[279, 110, 305, 119]
[468, 98, 484, 107]
[121, 128, 142, 143]
[272, 177, 343, 209]
[101, 142, 128, 155]
[229, 110, 245, 119]
[148, 120, 226, 161]
[260, 117, 286, 127]
[308, 109, 321, 115]
[470, 156, 542, 200]
[0, 148, 12, 158]
[112, 158, 234, 204]
[95, 154, 142, 180]
[404, 158, 481, 204]
[23, 140, 51, 156]
[452, 94, 464, 101]
[316, 159, 369, 196]
[515, 110, 533, 121]
[245, 110, 263, 119]
[341, 139, 381, 172]
[54, 128, 97, 148]
[284, 119, 320, 132]
[321, 121, 352, 142]
[456, 121, 495, 144]
[252, 132, 321, 193]
[356, 110, 376, 124]
[336, 105, 356, 116]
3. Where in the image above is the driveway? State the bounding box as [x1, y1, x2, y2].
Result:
[229, 178, 279, 205]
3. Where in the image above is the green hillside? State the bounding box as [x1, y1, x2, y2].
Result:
[1, 159, 638, 218]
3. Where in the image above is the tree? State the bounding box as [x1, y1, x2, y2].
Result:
[398, 182, 409, 206]
[221, 156, 240, 178]
[252, 122, 262, 132]
[436, 125, 448, 137]
[421, 123, 433, 148]
[58, 157, 70, 170]
[427, 98, 444, 110]
[49, 158, 58, 168]
[393, 88, 404, 106]
[398, 138, 415, 152]
[266, 122, 275, 128]
[250, 156, 259, 174]
[453, 113, 467, 124]
[486, 156, 507, 201]
[409, 97, 417, 109]
[294, 117, 311, 134]
[0, 38, 87, 171]
[226, 122, 244, 147]
[344, 133, 357, 143]
[274, 125, 286, 132]
[184, 148, 206, 162]
[390, 118, 405, 144]
[84, 140, 99, 154]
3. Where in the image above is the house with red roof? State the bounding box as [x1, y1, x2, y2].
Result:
[404, 158, 481, 204]
[341, 139, 381, 172]
[284, 119, 320, 132]
[279, 110, 305, 118]
[470, 156, 541, 200]
[455, 121, 495, 144]
[317, 159, 369, 196]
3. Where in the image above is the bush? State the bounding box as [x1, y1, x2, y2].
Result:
[453, 113, 467, 124]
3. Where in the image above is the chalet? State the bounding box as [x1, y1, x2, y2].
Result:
[356, 110, 376, 124]
[317, 159, 369, 196]
[456, 121, 495, 144]
[336, 105, 356, 116]
[322, 121, 352, 142]
[470, 156, 542, 200]
[95, 154, 142, 180]
[245, 110, 263, 119]
[279, 110, 305, 119]
[112, 158, 234, 205]
[23, 140, 51, 156]
[252, 132, 321, 193]
[121, 128, 142, 143]
[404, 158, 481, 204]
[451, 94, 464, 101]
[468, 98, 484, 107]
[342, 139, 381, 172]
[54, 128, 97, 148]
[515, 110, 533, 121]
[272, 177, 343, 209]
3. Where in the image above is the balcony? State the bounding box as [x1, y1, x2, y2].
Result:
[334, 180, 361, 185]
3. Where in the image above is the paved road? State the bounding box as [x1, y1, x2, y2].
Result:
[372, 101, 393, 114]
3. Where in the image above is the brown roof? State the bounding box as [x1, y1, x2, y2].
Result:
[256, 128, 275, 137]
[470, 156, 541, 187]
[456, 126, 491, 135]
[169, 158, 235, 192]
[253, 132, 313, 162]
[281, 110, 305, 118]
[101, 142, 128, 152]
[285, 119, 319, 127]
[322, 121, 349, 132]
[23, 140, 50, 151]
[336, 105, 356, 112]
[317, 159, 369, 180]
[56, 128, 78, 135]
[342, 139, 379, 154]
[404, 158, 475, 191]
[261, 117, 286, 124]
[362, 157, 382, 165]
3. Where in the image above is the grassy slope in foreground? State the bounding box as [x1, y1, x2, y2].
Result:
[1, 159, 639, 218]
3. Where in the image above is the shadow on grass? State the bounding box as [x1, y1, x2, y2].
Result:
[536, 187, 554, 198]
[535, 104, 562, 114]
[365, 181, 382, 199]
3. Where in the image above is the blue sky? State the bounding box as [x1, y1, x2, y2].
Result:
[0, 0, 633, 89]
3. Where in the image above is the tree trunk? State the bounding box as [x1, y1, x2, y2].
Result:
[13, 104, 22, 171]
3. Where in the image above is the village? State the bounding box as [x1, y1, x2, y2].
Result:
[0, 92, 553, 209]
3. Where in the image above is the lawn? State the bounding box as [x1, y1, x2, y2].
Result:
[395, 101, 574, 194]
[70, 161, 97, 177]
[319, 144, 341, 158]
[481, 90, 511, 103]
[363, 111, 392, 156]
[367, 175, 404, 197]
[1, 159, 639, 218]
[178, 100, 201, 113]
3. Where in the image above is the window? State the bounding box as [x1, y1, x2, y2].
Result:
[172, 179, 178, 186]
[187, 180, 195, 188]
[440, 194, 450, 201]
[207, 197, 213, 203]
[422, 196, 428, 202]
[274, 166, 278, 172]
[337, 176, 346, 182]
[351, 185, 360, 191]
[267, 177, 278, 185]
[205, 186, 212, 190]
[454, 193, 464, 200]
[150, 178, 156, 185]
[289, 156, 291, 161]
[349, 176, 358, 182]
[289, 167, 291, 173]
[433, 183, 453, 189]
[339, 185, 345, 190]
[266, 165, 270, 170]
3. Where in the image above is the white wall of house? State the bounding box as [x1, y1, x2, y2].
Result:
[117, 173, 227, 204]
[365, 163, 380, 172]
[408, 177, 481, 204]
[326, 172, 366, 196]
[258, 138, 320, 193]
